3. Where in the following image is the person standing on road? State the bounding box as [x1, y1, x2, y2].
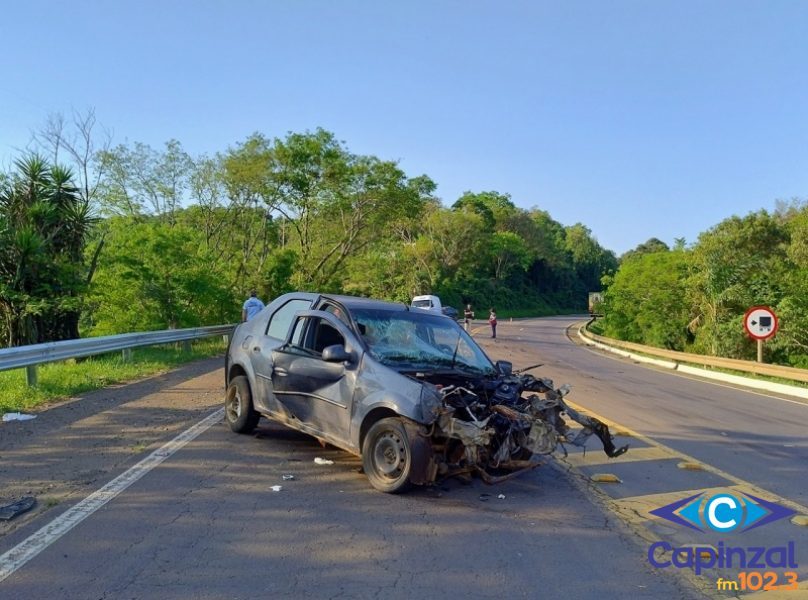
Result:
[463, 304, 475, 332]
[242, 290, 265, 322]
[488, 308, 497, 339]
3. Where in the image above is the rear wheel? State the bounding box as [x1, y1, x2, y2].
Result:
[225, 375, 260, 433]
[362, 418, 413, 493]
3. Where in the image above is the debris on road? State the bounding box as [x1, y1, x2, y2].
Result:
[270, 485, 282, 492]
[792, 515, 808, 527]
[0, 496, 36, 521]
[497, 494, 506, 500]
[677, 461, 704, 471]
[479, 493, 491, 502]
[314, 457, 334, 465]
[591, 473, 622, 483]
[282, 474, 295, 480]
[2, 412, 37, 423]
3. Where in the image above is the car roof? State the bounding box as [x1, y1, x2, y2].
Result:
[320, 294, 409, 312]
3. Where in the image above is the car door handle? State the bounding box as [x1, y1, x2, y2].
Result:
[274, 367, 289, 377]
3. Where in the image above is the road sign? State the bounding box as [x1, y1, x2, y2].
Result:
[743, 306, 778, 341]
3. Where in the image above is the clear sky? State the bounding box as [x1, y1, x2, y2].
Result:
[2, 1, 807, 254]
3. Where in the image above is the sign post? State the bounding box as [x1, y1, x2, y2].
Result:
[743, 306, 778, 363]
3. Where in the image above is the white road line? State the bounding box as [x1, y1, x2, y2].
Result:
[0, 407, 224, 583]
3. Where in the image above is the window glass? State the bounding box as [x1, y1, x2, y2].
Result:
[266, 299, 312, 340]
[309, 319, 345, 354]
[322, 303, 350, 326]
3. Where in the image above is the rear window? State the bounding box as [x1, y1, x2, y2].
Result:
[412, 299, 432, 308]
[266, 299, 312, 340]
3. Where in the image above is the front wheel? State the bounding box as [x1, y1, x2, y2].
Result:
[362, 418, 413, 493]
[225, 375, 260, 433]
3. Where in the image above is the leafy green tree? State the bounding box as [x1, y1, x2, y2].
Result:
[687, 210, 787, 357]
[599, 249, 691, 349]
[86, 218, 235, 334]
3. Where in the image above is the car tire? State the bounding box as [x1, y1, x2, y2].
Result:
[225, 375, 260, 433]
[362, 417, 413, 493]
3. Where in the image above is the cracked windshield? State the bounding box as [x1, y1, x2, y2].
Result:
[353, 309, 493, 375]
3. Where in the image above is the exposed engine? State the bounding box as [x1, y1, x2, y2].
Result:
[419, 366, 629, 484]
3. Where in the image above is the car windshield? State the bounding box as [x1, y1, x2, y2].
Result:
[352, 308, 495, 376]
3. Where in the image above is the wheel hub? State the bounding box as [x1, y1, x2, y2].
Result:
[373, 432, 405, 478]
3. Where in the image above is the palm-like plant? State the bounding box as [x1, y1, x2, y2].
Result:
[0, 154, 95, 346]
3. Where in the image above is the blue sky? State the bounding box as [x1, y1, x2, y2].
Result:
[2, 0, 807, 254]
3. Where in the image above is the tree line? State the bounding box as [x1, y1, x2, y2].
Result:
[595, 204, 808, 368]
[1, 116, 616, 347]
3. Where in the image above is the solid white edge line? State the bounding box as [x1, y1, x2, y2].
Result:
[0, 407, 224, 583]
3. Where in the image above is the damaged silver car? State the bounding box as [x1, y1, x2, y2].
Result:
[224, 293, 628, 493]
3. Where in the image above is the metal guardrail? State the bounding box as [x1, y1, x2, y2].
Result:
[0, 324, 236, 386]
[580, 322, 808, 384]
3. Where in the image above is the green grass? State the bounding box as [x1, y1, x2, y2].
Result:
[0, 338, 226, 414]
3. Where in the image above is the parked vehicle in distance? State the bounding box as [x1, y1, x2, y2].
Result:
[412, 294, 458, 320]
[224, 292, 627, 493]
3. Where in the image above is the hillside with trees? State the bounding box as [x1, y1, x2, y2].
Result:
[1, 119, 616, 347]
[596, 205, 808, 368]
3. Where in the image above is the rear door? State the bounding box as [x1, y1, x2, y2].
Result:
[247, 297, 313, 414]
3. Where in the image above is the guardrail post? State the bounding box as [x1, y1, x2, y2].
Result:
[26, 365, 38, 387]
[122, 348, 133, 363]
[182, 340, 192, 353]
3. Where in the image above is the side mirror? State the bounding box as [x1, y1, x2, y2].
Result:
[322, 344, 353, 363]
[495, 360, 513, 376]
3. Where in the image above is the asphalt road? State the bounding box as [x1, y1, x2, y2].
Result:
[4, 316, 806, 599]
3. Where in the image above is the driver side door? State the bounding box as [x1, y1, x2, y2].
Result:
[270, 312, 360, 446]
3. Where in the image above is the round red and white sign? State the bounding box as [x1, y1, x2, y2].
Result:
[743, 306, 778, 340]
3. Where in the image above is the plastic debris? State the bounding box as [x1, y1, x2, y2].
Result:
[314, 457, 334, 465]
[591, 473, 622, 483]
[497, 494, 506, 500]
[282, 474, 295, 481]
[0, 497, 36, 521]
[792, 515, 808, 527]
[270, 485, 282, 492]
[2, 412, 37, 423]
[677, 461, 704, 471]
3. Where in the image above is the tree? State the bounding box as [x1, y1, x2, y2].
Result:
[0, 156, 95, 346]
[687, 210, 787, 357]
[600, 249, 690, 349]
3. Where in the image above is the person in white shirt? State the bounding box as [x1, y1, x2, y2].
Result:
[242, 290, 265, 322]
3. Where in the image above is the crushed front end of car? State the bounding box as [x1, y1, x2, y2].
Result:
[413, 367, 629, 485]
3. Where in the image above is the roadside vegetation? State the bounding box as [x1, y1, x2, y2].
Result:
[1, 112, 616, 351]
[594, 205, 808, 368]
[0, 338, 225, 414]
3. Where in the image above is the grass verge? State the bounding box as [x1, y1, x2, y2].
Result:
[0, 338, 226, 415]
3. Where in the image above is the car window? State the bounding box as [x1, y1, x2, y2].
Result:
[266, 299, 312, 340]
[286, 316, 345, 356]
[321, 303, 350, 327]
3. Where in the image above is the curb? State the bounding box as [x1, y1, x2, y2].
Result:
[576, 325, 808, 401]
